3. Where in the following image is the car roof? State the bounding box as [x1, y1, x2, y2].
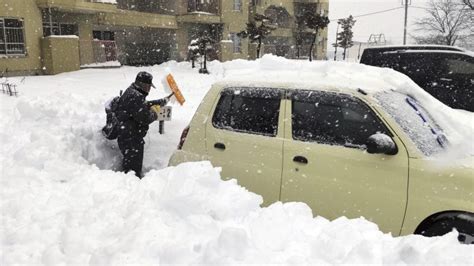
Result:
[363, 45, 465, 52]
[213, 77, 402, 101]
[215, 80, 369, 97]
[382, 49, 473, 56]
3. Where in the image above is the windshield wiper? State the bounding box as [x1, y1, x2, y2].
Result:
[406, 97, 447, 148]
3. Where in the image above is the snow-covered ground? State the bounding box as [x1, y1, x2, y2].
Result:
[1, 56, 473, 265]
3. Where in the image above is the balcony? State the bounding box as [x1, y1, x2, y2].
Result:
[36, 0, 117, 13]
[187, 0, 219, 14]
[177, 0, 221, 24]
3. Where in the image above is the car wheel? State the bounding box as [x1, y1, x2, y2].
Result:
[420, 218, 474, 244]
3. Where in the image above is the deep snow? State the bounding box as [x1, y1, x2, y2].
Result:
[1, 56, 473, 265]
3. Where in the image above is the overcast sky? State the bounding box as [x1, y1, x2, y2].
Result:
[328, 0, 430, 45]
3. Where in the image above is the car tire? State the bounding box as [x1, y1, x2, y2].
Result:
[419, 216, 474, 244]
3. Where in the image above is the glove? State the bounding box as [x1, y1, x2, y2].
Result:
[150, 105, 161, 115]
[162, 93, 174, 106]
[161, 97, 169, 106]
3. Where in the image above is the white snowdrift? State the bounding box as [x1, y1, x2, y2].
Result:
[1, 55, 473, 265]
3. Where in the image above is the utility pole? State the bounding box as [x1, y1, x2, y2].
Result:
[403, 0, 410, 45]
[334, 22, 339, 61]
[357, 42, 362, 60]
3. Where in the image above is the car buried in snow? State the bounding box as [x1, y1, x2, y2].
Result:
[169, 76, 474, 244]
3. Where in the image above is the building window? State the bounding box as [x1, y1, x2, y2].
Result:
[233, 0, 242, 11]
[0, 18, 25, 55]
[251, 0, 261, 6]
[42, 22, 59, 36]
[93, 30, 115, 41]
[42, 22, 78, 37]
[60, 23, 77, 35]
[230, 33, 241, 53]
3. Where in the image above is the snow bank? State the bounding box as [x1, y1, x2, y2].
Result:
[1, 159, 472, 265]
[1, 56, 473, 265]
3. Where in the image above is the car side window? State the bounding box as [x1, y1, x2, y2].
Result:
[291, 90, 391, 147]
[212, 87, 282, 137]
[399, 53, 440, 76]
[443, 55, 474, 75]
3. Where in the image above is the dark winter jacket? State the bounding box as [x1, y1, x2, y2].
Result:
[116, 83, 158, 140]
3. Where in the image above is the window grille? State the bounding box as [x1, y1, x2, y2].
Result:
[0, 18, 25, 55]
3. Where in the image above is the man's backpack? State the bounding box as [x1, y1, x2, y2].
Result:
[101, 91, 122, 140]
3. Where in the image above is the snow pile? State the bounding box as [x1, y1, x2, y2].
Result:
[2, 160, 472, 264]
[81, 61, 121, 68]
[90, 0, 117, 4]
[1, 56, 473, 265]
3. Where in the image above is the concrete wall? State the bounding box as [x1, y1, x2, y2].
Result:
[47, 12, 96, 65]
[0, 0, 43, 76]
[220, 0, 250, 60]
[41, 36, 80, 74]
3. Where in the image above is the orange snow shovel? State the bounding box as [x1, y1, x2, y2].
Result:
[165, 74, 185, 106]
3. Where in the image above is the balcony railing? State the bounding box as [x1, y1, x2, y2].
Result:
[187, 0, 219, 14]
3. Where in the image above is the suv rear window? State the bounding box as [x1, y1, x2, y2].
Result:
[212, 87, 282, 137]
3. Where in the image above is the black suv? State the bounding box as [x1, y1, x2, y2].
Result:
[360, 45, 474, 112]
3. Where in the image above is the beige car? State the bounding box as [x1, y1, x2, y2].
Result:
[169, 81, 473, 244]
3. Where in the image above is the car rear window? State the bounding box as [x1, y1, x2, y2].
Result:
[212, 87, 282, 137]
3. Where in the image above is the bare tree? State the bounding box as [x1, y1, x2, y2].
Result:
[238, 14, 276, 58]
[192, 34, 215, 74]
[303, 12, 330, 62]
[461, 0, 474, 9]
[414, 0, 471, 45]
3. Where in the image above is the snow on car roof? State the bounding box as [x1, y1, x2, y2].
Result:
[215, 54, 421, 96]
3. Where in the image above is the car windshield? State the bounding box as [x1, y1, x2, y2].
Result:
[374, 90, 448, 156]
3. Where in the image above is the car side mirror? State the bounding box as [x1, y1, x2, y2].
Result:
[366, 133, 398, 155]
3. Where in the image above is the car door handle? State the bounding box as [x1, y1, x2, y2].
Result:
[293, 156, 308, 164]
[214, 142, 226, 150]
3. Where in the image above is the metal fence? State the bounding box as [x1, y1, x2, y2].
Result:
[1, 83, 18, 96]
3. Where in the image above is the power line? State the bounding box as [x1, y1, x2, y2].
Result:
[410, 6, 430, 10]
[332, 7, 404, 20]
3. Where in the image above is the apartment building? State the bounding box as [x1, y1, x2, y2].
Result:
[0, 0, 329, 76]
